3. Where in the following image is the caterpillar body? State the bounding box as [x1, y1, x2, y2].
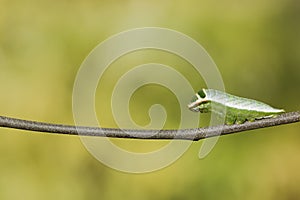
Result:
[188, 89, 285, 125]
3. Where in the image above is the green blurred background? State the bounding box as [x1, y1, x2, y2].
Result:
[0, 0, 300, 199]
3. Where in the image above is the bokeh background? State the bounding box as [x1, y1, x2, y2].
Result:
[0, 0, 300, 199]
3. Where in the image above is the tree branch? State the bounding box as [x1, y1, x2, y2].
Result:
[0, 111, 299, 141]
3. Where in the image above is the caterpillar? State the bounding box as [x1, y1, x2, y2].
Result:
[188, 89, 285, 125]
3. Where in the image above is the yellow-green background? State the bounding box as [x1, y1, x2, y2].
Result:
[0, 0, 300, 199]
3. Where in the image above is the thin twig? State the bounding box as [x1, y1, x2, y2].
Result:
[0, 111, 299, 141]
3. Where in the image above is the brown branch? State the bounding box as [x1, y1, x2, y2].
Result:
[0, 111, 299, 141]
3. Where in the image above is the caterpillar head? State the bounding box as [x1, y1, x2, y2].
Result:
[188, 89, 211, 113]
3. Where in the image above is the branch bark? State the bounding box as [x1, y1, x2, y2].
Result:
[0, 111, 299, 141]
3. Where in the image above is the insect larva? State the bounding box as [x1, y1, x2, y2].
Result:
[188, 88, 285, 125]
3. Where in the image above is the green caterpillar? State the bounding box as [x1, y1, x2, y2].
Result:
[188, 89, 285, 125]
